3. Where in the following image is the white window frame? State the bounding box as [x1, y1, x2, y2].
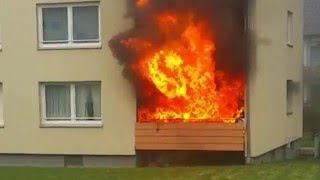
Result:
[287, 10, 293, 47]
[40, 82, 102, 127]
[0, 24, 2, 50]
[37, 3, 101, 50]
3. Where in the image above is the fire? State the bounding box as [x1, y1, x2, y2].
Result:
[136, 0, 149, 7]
[120, 8, 244, 123]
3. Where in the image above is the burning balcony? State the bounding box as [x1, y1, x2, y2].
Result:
[110, 0, 247, 154]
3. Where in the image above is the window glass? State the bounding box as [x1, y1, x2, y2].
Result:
[42, 7, 68, 41]
[75, 83, 101, 119]
[45, 84, 71, 118]
[73, 6, 99, 41]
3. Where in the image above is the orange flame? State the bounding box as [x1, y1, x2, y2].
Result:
[136, 0, 149, 7]
[122, 11, 244, 123]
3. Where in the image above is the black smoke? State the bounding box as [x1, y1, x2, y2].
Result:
[109, 0, 248, 93]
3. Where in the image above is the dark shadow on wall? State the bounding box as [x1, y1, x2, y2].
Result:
[136, 150, 245, 167]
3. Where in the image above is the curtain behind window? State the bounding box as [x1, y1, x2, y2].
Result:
[75, 83, 101, 119]
[45, 85, 71, 119]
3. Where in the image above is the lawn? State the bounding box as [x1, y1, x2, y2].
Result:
[0, 160, 320, 180]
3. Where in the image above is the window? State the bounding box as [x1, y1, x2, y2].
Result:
[0, 25, 2, 50]
[40, 82, 102, 127]
[287, 80, 294, 115]
[0, 84, 3, 127]
[287, 10, 293, 47]
[37, 3, 101, 49]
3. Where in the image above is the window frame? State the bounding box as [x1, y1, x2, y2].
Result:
[0, 24, 2, 50]
[40, 82, 102, 127]
[37, 3, 101, 50]
[287, 10, 293, 47]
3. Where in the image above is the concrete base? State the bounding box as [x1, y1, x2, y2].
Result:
[0, 140, 300, 167]
[0, 154, 136, 168]
[248, 140, 300, 164]
[0, 152, 245, 168]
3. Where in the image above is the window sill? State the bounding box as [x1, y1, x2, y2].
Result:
[38, 42, 102, 50]
[287, 43, 293, 48]
[41, 121, 103, 128]
[287, 112, 293, 116]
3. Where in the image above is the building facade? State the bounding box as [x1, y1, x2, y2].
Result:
[303, 0, 320, 133]
[0, 0, 303, 167]
[0, 0, 136, 167]
[246, 0, 303, 163]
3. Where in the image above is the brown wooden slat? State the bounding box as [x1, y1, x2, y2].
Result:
[136, 122, 244, 130]
[136, 136, 244, 144]
[136, 143, 244, 151]
[136, 129, 244, 137]
[135, 122, 245, 151]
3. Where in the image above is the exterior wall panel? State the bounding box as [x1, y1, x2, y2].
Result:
[0, 0, 136, 155]
[248, 0, 303, 157]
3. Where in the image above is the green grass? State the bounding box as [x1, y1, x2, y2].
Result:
[0, 160, 320, 180]
[301, 132, 314, 147]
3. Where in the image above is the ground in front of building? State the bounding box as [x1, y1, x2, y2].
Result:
[0, 160, 319, 180]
